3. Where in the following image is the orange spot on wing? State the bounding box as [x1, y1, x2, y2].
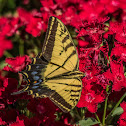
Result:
[34, 81, 37, 83]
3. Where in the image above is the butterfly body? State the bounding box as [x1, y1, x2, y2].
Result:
[12, 17, 83, 112]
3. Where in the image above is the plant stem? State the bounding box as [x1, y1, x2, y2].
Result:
[106, 92, 126, 123]
[102, 85, 109, 126]
[81, 108, 85, 119]
[95, 113, 101, 124]
[19, 39, 24, 56]
[4, 51, 13, 57]
[102, 96, 108, 126]
[75, 107, 81, 120]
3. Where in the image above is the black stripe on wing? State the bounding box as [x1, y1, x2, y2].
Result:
[45, 50, 76, 78]
[49, 91, 72, 113]
[41, 17, 58, 61]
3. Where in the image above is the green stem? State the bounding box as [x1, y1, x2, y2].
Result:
[95, 113, 101, 125]
[81, 108, 85, 119]
[75, 107, 81, 120]
[19, 39, 24, 56]
[102, 96, 108, 126]
[4, 51, 13, 57]
[102, 85, 109, 126]
[106, 92, 126, 123]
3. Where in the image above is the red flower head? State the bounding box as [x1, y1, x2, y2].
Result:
[110, 61, 126, 91]
[19, 115, 45, 126]
[0, 37, 13, 58]
[100, 0, 126, 13]
[9, 116, 25, 126]
[0, 118, 6, 125]
[0, 17, 19, 37]
[77, 18, 107, 48]
[78, 1, 106, 21]
[104, 22, 126, 45]
[18, 7, 48, 37]
[25, 17, 44, 37]
[3, 55, 31, 73]
[104, 61, 126, 91]
[17, 8, 33, 25]
[111, 43, 126, 63]
[27, 98, 57, 121]
[118, 101, 126, 126]
[77, 82, 105, 113]
[1, 78, 18, 105]
[0, 109, 18, 124]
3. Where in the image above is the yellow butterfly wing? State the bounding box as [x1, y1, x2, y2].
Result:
[46, 78, 82, 112]
[37, 16, 79, 78]
[12, 16, 83, 113]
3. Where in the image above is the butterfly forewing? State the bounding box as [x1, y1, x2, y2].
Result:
[41, 17, 79, 72]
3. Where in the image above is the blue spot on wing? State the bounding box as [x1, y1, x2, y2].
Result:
[37, 89, 41, 91]
[32, 86, 39, 89]
[31, 71, 38, 75]
[33, 76, 39, 80]
[34, 83, 39, 85]
[36, 66, 39, 69]
[39, 79, 42, 83]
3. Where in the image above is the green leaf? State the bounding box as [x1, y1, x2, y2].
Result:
[0, 60, 7, 69]
[77, 118, 100, 126]
[112, 107, 124, 116]
[73, 39, 78, 46]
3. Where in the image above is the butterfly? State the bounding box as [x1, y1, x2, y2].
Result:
[12, 16, 84, 113]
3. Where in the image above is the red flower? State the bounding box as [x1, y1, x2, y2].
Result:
[3, 55, 31, 72]
[0, 78, 18, 106]
[77, 83, 105, 113]
[121, 101, 126, 112]
[100, 0, 126, 12]
[0, 118, 6, 125]
[111, 43, 126, 63]
[78, 39, 89, 47]
[78, 46, 107, 74]
[110, 62, 126, 91]
[57, 6, 77, 25]
[18, 7, 48, 36]
[27, 98, 57, 121]
[9, 116, 25, 126]
[0, 17, 19, 37]
[104, 22, 126, 44]
[104, 62, 126, 91]
[40, 0, 57, 11]
[17, 8, 33, 25]
[77, 19, 106, 48]
[118, 101, 126, 126]
[0, 109, 18, 124]
[25, 17, 43, 37]
[2, 78, 18, 95]
[78, 1, 106, 21]
[0, 37, 13, 58]
[19, 115, 42, 126]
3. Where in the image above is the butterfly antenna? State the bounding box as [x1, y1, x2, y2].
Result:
[11, 85, 28, 95]
[11, 89, 25, 95]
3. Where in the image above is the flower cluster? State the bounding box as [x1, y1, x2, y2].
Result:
[0, 0, 126, 126]
[118, 101, 126, 126]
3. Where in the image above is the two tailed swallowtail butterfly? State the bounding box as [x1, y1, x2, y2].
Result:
[12, 16, 84, 113]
